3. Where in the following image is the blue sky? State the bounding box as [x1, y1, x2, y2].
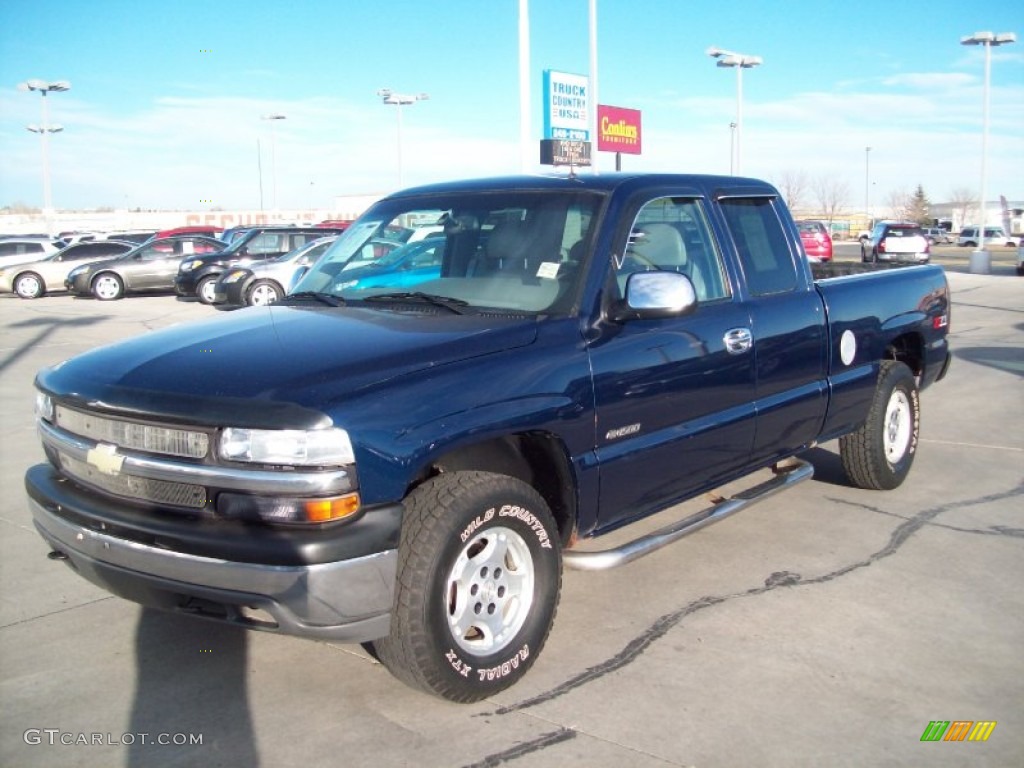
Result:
[1, 0, 1021, 214]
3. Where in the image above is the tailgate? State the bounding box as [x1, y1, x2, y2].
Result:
[882, 235, 927, 253]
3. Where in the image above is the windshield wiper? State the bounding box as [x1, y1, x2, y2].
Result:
[283, 291, 346, 307]
[362, 291, 474, 315]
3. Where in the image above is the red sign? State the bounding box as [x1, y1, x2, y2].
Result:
[597, 105, 642, 154]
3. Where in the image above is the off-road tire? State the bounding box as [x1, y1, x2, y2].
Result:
[840, 361, 920, 490]
[372, 471, 562, 702]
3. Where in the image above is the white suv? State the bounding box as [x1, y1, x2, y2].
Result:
[957, 226, 1019, 248]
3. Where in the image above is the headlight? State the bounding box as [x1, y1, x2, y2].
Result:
[219, 427, 355, 466]
[222, 270, 248, 284]
[35, 391, 54, 422]
[181, 259, 204, 272]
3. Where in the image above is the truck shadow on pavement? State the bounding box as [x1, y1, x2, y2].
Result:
[953, 345, 1024, 377]
[126, 609, 259, 767]
[0, 315, 109, 377]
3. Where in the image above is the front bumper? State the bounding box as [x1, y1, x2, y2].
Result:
[27, 464, 399, 642]
[174, 272, 199, 296]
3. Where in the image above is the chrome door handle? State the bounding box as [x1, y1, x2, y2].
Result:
[723, 327, 753, 355]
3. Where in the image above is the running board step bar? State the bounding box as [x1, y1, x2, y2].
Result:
[563, 459, 814, 571]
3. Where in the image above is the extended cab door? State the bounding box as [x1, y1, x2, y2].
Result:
[716, 194, 828, 464]
[588, 194, 757, 529]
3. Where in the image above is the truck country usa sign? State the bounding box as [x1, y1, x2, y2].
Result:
[597, 105, 642, 155]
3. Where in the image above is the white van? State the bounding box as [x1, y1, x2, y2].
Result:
[957, 226, 1019, 248]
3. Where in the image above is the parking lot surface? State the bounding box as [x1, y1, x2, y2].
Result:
[1, 267, 1021, 767]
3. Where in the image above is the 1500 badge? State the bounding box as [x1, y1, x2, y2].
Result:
[605, 423, 641, 440]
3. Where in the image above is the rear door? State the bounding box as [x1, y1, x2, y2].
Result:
[588, 193, 757, 529]
[716, 194, 828, 464]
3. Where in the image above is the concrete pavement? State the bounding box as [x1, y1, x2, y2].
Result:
[1, 271, 1021, 767]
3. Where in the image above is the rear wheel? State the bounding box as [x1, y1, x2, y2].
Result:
[14, 272, 44, 299]
[371, 471, 562, 702]
[92, 273, 124, 301]
[247, 280, 282, 306]
[840, 361, 920, 490]
[196, 275, 218, 305]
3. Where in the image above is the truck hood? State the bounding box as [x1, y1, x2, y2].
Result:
[38, 305, 538, 429]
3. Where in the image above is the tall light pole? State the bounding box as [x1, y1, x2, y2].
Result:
[707, 48, 762, 175]
[518, 0, 531, 173]
[18, 79, 70, 231]
[729, 122, 737, 175]
[261, 113, 286, 211]
[377, 89, 428, 189]
[961, 30, 1016, 274]
[864, 146, 872, 227]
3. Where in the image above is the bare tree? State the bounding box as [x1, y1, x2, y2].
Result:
[948, 186, 976, 231]
[811, 175, 850, 226]
[886, 188, 913, 221]
[776, 170, 810, 213]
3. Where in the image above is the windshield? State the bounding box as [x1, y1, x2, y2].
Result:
[291, 189, 603, 314]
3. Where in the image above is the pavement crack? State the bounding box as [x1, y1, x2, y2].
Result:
[493, 482, 1022, 715]
[460, 727, 576, 768]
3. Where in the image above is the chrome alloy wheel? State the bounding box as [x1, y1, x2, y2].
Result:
[445, 526, 535, 656]
[883, 389, 912, 464]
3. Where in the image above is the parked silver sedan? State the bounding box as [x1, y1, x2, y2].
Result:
[65, 236, 225, 300]
[0, 240, 135, 298]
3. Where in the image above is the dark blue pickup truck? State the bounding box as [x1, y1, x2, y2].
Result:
[27, 174, 950, 701]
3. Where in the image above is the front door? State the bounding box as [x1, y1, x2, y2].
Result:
[587, 194, 757, 531]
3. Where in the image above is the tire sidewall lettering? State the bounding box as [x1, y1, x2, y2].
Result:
[431, 487, 558, 691]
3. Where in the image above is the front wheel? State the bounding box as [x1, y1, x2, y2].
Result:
[840, 361, 920, 490]
[247, 280, 282, 306]
[92, 273, 124, 301]
[14, 272, 44, 299]
[371, 471, 562, 702]
[196, 275, 218, 305]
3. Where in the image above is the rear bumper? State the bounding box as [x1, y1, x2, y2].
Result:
[877, 252, 929, 263]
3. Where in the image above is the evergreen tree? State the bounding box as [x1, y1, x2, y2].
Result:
[909, 185, 931, 225]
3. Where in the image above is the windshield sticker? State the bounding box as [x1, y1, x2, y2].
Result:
[536, 262, 560, 279]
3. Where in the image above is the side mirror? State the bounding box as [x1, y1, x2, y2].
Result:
[611, 271, 697, 322]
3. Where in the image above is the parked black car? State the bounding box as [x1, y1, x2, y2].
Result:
[174, 227, 346, 303]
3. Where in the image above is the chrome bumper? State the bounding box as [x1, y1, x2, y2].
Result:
[31, 495, 396, 642]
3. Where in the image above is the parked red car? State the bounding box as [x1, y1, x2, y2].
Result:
[796, 220, 833, 261]
[154, 225, 223, 240]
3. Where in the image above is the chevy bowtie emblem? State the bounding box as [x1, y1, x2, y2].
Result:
[86, 443, 125, 475]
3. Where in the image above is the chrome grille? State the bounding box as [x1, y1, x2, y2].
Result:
[59, 452, 208, 509]
[55, 406, 209, 459]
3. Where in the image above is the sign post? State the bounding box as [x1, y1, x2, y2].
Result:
[596, 105, 642, 171]
[540, 70, 591, 172]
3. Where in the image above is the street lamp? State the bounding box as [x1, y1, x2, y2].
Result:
[18, 79, 70, 230]
[377, 88, 429, 188]
[706, 47, 762, 175]
[960, 30, 1016, 274]
[729, 122, 737, 175]
[864, 146, 872, 228]
[261, 113, 287, 211]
